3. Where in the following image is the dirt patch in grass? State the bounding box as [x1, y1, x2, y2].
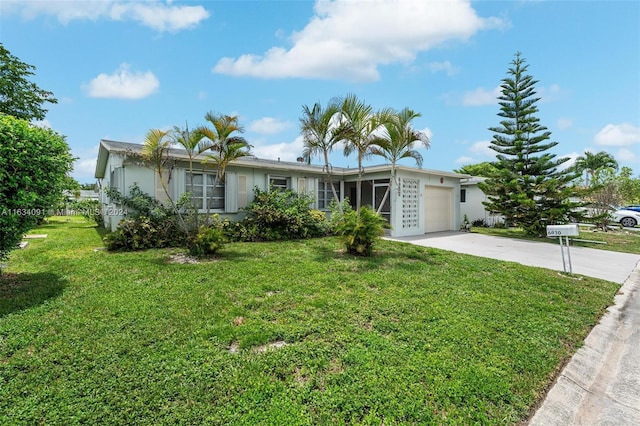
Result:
[252, 340, 288, 353]
[165, 254, 200, 264]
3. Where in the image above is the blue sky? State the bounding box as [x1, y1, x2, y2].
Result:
[1, 0, 639, 183]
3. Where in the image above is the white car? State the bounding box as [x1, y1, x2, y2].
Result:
[612, 209, 640, 228]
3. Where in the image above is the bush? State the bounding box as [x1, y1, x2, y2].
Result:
[103, 184, 187, 251]
[471, 218, 488, 228]
[0, 115, 74, 260]
[68, 199, 102, 224]
[105, 184, 171, 221]
[327, 198, 353, 234]
[103, 216, 184, 251]
[334, 206, 390, 256]
[233, 187, 329, 241]
[188, 220, 226, 257]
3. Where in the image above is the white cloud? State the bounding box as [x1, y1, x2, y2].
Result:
[74, 157, 99, 180]
[561, 151, 581, 170]
[455, 156, 475, 165]
[248, 117, 293, 135]
[420, 127, 433, 141]
[461, 86, 501, 106]
[615, 148, 638, 163]
[427, 61, 459, 76]
[556, 118, 573, 130]
[31, 119, 52, 129]
[2, 0, 209, 32]
[537, 84, 562, 103]
[84, 64, 159, 99]
[213, 0, 504, 82]
[251, 136, 304, 162]
[468, 140, 494, 157]
[594, 123, 640, 147]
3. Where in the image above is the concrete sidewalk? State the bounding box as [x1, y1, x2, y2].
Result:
[387, 232, 640, 425]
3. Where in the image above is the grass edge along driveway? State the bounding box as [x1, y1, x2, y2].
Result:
[0, 218, 619, 425]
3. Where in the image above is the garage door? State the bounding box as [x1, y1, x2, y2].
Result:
[424, 186, 452, 232]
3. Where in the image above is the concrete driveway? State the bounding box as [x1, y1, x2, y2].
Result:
[387, 231, 640, 425]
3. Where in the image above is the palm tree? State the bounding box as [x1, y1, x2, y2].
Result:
[141, 128, 187, 232]
[575, 151, 618, 187]
[300, 99, 344, 212]
[338, 93, 395, 211]
[195, 112, 252, 222]
[369, 108, 430, 213]
[171, 122, 208, 229]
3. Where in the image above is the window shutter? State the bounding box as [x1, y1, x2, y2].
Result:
[225, 172, 238, 213]
[307, 177, 318, 209]
[238, 175, 248, 209]
[297, 178, 306, 194]
[109, 167, 124, 202]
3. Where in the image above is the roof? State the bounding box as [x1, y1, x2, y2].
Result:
[95, 139, 471, 180]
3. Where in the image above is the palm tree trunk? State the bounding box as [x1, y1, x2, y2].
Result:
[159, 172, 188, 234]
[323, 152, 342, 214]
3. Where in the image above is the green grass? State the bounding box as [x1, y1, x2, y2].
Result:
[0, 218, 620, 425]
[472, 226, 640, 254]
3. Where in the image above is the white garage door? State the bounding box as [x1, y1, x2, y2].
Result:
[424, 186, 452, 232]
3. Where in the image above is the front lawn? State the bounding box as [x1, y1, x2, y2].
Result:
[0, 218, 619, 424]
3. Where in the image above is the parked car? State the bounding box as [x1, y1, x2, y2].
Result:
[613, 209, 640, 228]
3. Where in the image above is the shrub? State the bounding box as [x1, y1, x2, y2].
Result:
[103, 216, 184, 251]
[471, 218, 488, 228]
[188, 219, 226, 257]
[0, 115, 74, 260]
[234, 187, 329, 241]
[68, 199, 102, 224]
[105, 184, 171, 221]
[334, 206, 390, 256]
[103, 185, 187, 251]
[327, 198, 353, 233]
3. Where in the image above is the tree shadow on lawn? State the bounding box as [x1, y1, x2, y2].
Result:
[0, 272, 67, 317]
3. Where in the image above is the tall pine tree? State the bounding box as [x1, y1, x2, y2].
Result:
[479, 53, 579, 236]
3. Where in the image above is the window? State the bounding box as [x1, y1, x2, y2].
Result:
[186, 173, 224, 211]
[318, 180, 340, 209]
[460, 188, 467, 203]
[269, 176, 289, 191]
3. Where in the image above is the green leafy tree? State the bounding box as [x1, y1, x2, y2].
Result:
[454, 162, 500, 177]
[478, 53, 579, 236]
[575, 151, 618, 187]
[0, 44, 57, 121]
[617, 166, 640, 205]
[338, 94, 395, 211]
[195, 112, 252, 222]
[300, 99, 345, 213]
[0, 115, 74, 261]
[369, 107, 430, 214]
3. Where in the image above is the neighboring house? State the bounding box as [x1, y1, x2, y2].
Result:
[460, 177, 503, 226]
[63, 190, 100, 201]
[94, 139, 471, 237]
